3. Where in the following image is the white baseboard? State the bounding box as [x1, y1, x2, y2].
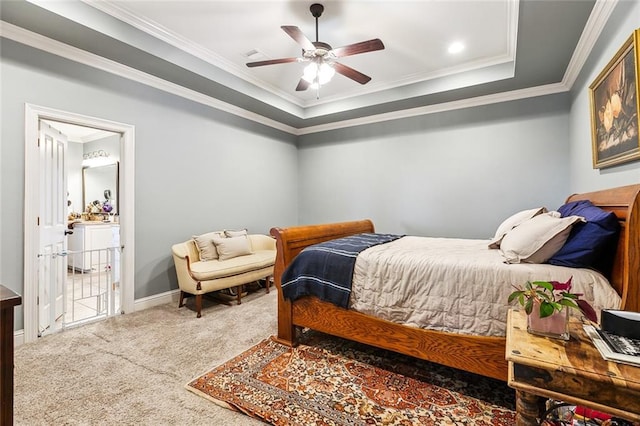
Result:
[14, 330, 24, 347]
[14, 289, 181, 347]
[133, 289, 181, 312]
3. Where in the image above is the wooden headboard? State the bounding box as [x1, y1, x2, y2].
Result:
[270, 219, 375, 287]
[566, 184, 640, 312]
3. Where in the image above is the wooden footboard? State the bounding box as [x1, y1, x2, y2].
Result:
[269, 184, 640, 382]
[270, 220, 374, 344]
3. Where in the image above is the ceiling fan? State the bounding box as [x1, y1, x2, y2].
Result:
[246, 3, 385, 92]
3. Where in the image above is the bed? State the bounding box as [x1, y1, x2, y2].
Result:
[269, 184, 640, 381]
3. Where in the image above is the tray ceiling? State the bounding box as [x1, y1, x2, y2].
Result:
[0, 0, 606, 133]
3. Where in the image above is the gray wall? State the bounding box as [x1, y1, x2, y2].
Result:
[67, 141, 83, 214]
[296, 0, 640, 238]
[2, 0, 640, 333]
[297, 95, 572, 239]
[568, 0, 640, 191]
[0, 39, 298, 329]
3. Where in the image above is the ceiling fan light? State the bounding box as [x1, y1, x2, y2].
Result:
[302, 62, 335, 86]
[302, 62, 318, 83]
[318, 63, 335, 85]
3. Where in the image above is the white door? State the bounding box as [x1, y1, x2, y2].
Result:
[38, 121, 68, 335]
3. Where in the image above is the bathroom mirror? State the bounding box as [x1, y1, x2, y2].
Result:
[82, 162, 119, 215]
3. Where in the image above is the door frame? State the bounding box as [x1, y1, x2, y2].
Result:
[24, 103, 135, 343]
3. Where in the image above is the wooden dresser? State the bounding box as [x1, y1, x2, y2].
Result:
[1, 285, 21, 425]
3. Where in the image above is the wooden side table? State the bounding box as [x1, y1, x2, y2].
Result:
[506, 309, 640, 426]
[1, 285, 22, 425]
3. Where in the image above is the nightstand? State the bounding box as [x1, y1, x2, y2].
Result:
[505, 309, 640, 426]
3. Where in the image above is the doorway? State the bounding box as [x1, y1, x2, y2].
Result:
[24, 104, 135, 343]
[42, 119, 121, 333]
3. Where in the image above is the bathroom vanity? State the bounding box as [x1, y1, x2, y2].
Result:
[67, 222, 120, 276]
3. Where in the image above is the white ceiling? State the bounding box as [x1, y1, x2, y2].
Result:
[42, 120, 118, 143]
[1, 0, 603, 132]
[90, 0, 516, 107]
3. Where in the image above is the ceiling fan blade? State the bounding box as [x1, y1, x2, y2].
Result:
[334, 62, 372, 85]
[295, 79, 311, 91]
[332, 39, 385, 58]
[246, 57, 299, 67]
[281, 26, 316, 51]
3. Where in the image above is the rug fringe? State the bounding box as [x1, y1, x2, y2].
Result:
[184, 380, 267, 423]
[183, 383, 237, 412]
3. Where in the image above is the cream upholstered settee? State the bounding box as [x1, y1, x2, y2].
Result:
[171, 230, 276, 317]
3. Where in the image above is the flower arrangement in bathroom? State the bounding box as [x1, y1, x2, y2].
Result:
[83, 200, 113, 221]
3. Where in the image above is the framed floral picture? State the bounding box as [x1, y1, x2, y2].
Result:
[589, 29, 640, 169]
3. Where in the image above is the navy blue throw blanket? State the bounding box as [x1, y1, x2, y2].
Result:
[281, 233, 404, 308]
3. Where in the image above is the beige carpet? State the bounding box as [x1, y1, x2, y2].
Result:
[14, 290, 275, 425]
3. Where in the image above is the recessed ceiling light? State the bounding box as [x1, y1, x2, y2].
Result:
[448, 42, 465, 54]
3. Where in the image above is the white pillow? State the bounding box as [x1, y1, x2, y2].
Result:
[192, 231, 225, 261]
[488, 207, 547, 249]
[500, 212, 585, 264]
[212, 235, 252, 261]
[224, 229, 248, 238]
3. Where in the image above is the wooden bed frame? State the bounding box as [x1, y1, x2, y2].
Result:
[269, 184, 640, 381]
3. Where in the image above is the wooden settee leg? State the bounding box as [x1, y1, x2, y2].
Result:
[236, 285, 243, 305]
[195, 294, 202, 318]
[179, 290, 185, 308]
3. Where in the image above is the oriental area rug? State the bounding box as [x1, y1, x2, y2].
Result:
[186, 332, 516, 425]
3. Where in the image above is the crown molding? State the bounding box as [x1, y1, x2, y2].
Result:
[0, 21, 298, 135]
[562, 0, 617, 87]
[297, 82, 569, 135]
[82, 0, 305, 108]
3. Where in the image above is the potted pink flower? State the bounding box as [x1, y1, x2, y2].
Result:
[508, 277, 597, 340]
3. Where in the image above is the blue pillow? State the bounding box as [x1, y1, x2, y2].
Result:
[547, 200, 620, 274]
